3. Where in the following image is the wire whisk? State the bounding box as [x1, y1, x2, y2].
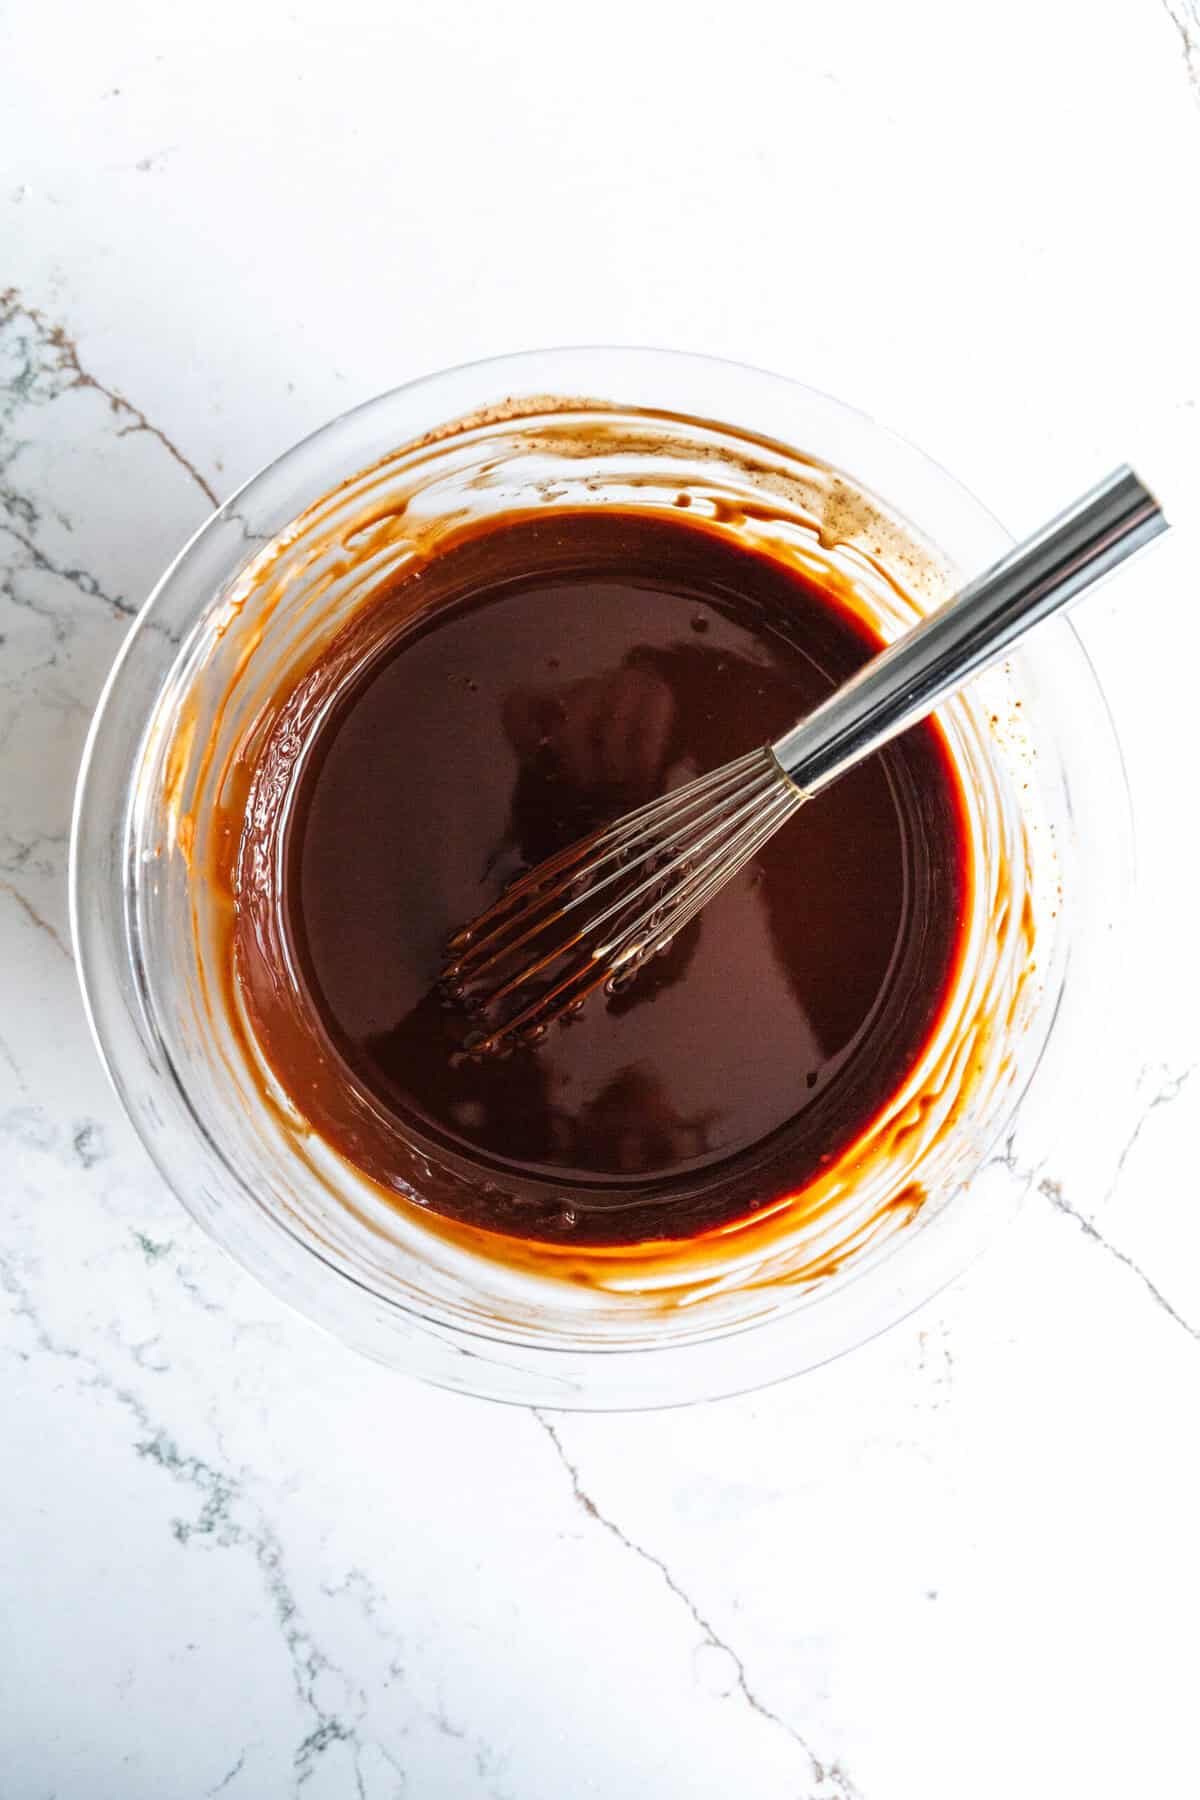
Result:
[444, 467, 1164, 1054]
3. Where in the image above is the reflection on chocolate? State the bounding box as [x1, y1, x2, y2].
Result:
[234, 510, 968, 1245]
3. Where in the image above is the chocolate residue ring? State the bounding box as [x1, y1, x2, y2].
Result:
[150, 403, 1044, 1299]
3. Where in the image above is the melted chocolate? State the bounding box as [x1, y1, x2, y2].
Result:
[235, 510, 968, 1245]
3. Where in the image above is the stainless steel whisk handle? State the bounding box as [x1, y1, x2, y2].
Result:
[771, 465, 1166, 795]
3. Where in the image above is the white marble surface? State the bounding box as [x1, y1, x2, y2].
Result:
[3, 3, 1199, 1795]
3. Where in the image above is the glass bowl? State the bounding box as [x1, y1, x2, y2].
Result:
[70, 348, 1131, 1408]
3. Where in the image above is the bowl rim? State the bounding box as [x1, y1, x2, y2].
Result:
[69, 344, 1135, 1402]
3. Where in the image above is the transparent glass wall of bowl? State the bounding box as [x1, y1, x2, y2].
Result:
[71, 349, 1132, 1408]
